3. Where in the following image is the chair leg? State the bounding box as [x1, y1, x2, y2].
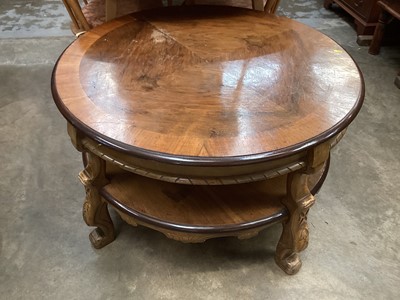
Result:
[264, 0, 281, 13]
[66, 0, 91, 31]
[79, 152, 115, 249]
[62, 0, 80, 30]
[369, 9, 392, 55]
[253, 0, 264, 11]
[271, 0, 281, 13]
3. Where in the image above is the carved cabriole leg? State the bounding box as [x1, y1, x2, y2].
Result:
[67, 123, 115, 249]
[274, 171, 315, 274]
[79, 151, 115, 249]
[275, 142, 330, 275]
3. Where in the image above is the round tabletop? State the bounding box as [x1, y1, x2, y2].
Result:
[52, 5, 364, 165]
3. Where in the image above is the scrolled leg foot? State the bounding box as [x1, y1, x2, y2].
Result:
[85, 201, 115, 249]
[80, 151, 115, 249]
[89, 227, 114, 249]
[275, 142, 330, 274]
[275, 207, 311, 275]
[275, 173, 313, 275]
[275, 251, 302, 275]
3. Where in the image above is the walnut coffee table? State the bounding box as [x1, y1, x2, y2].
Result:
[52, 6, 364, 275]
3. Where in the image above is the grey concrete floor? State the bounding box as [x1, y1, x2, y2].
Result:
[1, 0, 399, 299]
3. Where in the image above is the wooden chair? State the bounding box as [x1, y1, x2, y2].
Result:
[62, 0, 281, 36]
[63, 0, 165, 35]
[368, 0, 400, 88]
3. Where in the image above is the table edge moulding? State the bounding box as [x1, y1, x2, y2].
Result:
[51, 5, 365, 275]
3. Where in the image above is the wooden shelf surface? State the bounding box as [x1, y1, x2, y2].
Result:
[101, 167, 288, 233]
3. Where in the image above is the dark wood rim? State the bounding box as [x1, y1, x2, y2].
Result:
[51, 6, 365, 167]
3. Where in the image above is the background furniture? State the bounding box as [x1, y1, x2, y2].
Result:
[369, 0, 400, 88]
[52, 6, 364, 274]
[324, 0, 380, 40]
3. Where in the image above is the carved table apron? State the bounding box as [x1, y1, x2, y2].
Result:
[51, 6, 364, 275]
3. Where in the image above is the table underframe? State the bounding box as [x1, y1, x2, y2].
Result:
[68, 123, 337, 275]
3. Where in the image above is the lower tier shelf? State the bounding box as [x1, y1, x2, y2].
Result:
[101, 169, 288, 233]
[100, 159, 328, 242]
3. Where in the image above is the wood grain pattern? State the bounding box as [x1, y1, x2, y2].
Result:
[102, 166, 288, 230]
[52, 6, 364, 165]
[98, 154, 327, 245]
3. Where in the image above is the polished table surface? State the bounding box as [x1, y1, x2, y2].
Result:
[53, 5, 363, 164]
[52, 6, 364, 275]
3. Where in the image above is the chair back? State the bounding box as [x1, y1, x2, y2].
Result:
[63, 0, 91, 35]
[62, 0, 282, 36]
[263, 0, 281, 13]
